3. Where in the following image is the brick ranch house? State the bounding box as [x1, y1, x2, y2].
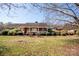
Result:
[5, 23, 49, 35]
[0, 22, 77, 35]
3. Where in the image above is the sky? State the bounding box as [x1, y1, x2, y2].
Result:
[0, 3, 78, 24]
[0, 4, 45, 23]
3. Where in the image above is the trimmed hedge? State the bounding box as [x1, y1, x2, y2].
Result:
[39, 31, 60, 36]
[8, 29, 23, 35]
[40, 32, 47, 36]
[1, 29, 9, 35]
[8, 29, 16, 35]
[15, 31, 23, 35]
[47, 28, 56, 36]
[0, 29, 23, 35]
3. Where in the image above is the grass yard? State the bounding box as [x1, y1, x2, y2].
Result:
[0, 36, 79, 56]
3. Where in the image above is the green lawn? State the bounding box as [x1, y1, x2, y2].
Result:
[0, 36, 79, 56]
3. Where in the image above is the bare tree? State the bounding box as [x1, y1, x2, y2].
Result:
[75, 3, 79, 6]
[32, 3, 79, 26]
[0, 3, 79, 25]
[0, 3, 28, 16]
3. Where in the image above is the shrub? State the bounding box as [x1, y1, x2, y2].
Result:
[40, 32, 47, 36]
[47, 28, 53, 36]
[8, 29, 23, 35]
[8, 30, 16, 35]
[0, 28, 23, 36]
[50, 31, 56, 36]
[1, 29, 9, 35]
[67, 30, 77, 35]
[47, 32, 52, 36]
[48, 28, 52, 33]
[61, 31, 67, 36]
[76, 30, 79, 35]
[56, 32, 61, 36]
[47, 29, 61, 36]
[15, 31, 23, 35]
[8, 29, 18, 35]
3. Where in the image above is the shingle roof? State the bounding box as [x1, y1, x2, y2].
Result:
[5, 23, 48, 28]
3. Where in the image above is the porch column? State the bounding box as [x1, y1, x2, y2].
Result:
[37, 28, 39, 33]
[29, 27, 30, 32]
[20, 28, 24, 34]
[23, 27, 27, 35]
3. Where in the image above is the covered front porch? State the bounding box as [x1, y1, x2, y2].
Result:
[21, 27, 48, 35]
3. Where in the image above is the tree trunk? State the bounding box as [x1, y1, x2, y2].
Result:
[73, 17, 79, 25]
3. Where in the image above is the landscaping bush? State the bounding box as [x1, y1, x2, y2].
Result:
[47, 29, 61, 36]
[47, 28, 53, 36]
[47, 32, 52, 36]
[67, 30, 76, 35]
[48, 31, 56, 36]
[8, 30, 15, 35]
[55, 32, 61, 36]
[40, 32, 47, 36]
[15, 31, 23, 35]
[40, 31, 58, 36]
[8, 29, 23, 35]
[76, 30, 79, 35]
[1, 29, 9, 35]
[0, 28, 23, 36]
[61, 31, 68, 36]
[8, 29, 17, 35]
